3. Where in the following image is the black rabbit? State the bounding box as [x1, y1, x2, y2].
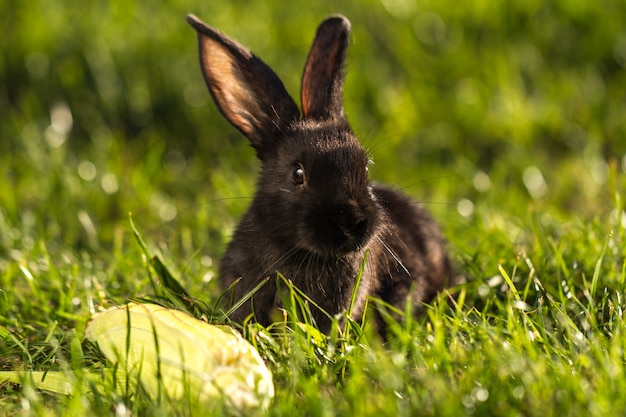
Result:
[187, 14, 453, 332]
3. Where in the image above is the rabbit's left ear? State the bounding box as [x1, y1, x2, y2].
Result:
[301, 16, 351, 122]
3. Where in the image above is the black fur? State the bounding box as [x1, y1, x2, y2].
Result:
[187, 14, 453, 332]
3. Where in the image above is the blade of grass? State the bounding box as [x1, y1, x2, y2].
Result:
[348, 250, 369, 317]
[590, 230, 613, 299]
[129, 213, 197, 314]
[221, 277, 270, 321]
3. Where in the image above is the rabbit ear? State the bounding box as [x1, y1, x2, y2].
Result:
[301, 16, 351, 122]
[187, 14, 300, 157]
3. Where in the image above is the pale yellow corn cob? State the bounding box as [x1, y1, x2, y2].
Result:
[85, 302, 274, 411]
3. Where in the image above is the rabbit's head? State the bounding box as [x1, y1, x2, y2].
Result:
[187, 15, 382, 257]
[265, 123, 380, 257]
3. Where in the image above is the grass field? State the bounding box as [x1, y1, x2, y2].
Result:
[2, 0, 626, 415]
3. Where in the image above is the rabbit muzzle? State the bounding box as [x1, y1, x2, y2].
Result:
[304, 198, 378, 256]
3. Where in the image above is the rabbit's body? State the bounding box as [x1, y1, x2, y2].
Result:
[222, 182, 450, 328]
[187, 14, 452, 331]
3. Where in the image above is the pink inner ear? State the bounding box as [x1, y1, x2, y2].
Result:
[199, 36, 260, 137]
[300, 32, 345, 121]
[300, 48, 319, 119]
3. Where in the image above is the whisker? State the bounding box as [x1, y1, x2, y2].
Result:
[267, 244, 301, 274]
[385, 174, 461, 192]
[376, 236, 410, 276]
[185, 196, 254, 210]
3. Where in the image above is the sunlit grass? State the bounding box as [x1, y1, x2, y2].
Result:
[2, 181, 625, 415]
[2, 0, 626, 415]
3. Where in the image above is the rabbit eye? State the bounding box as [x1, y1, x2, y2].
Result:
[293, 165, 305, 185]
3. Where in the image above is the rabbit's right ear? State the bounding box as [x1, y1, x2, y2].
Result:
[187, 14, 300, 157]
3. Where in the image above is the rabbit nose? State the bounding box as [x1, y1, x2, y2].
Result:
[336, 208, 368, 241]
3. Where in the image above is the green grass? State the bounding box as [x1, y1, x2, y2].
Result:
[2, 0, 626, 415]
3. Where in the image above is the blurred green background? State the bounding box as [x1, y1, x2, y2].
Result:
[2, 0, 625, 283]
